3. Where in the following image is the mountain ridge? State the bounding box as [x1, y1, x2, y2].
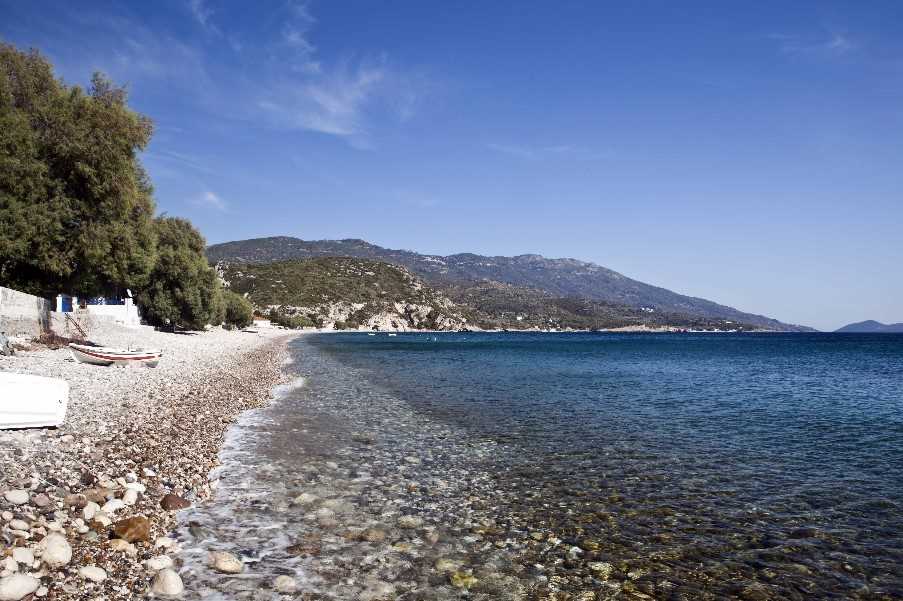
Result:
[835, 320, 903, 333]
[207, 236, 814, 331]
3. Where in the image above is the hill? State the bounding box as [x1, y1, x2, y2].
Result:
[208, 236, 812, 331]
[835, 320, 903, 333]
[220, 258, 467, 331]
[220, 258, 761, 332]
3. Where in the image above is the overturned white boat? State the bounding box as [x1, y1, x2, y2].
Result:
[0, 373, 69, 429]
[69, 343, 162, 367]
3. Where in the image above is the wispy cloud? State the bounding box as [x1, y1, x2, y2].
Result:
[769, 31, 858, 57]
[192, 190, 228, 212]
[188, 0, 219, 34]
[487, 142, 582, 160]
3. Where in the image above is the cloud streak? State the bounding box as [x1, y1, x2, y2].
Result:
[192, 190, 228, 212]
[769, 31, 857, 57]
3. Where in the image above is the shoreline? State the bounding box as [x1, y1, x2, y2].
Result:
[0, 324, 299, 599]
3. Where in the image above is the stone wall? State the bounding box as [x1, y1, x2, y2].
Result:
[0, 286, 52, 336]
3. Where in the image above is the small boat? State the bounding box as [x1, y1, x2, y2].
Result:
[367, 333, 376, 336]
[69, 343, 162, 367]
[387, 333, 397, 337]
[0, 373, 69, 429]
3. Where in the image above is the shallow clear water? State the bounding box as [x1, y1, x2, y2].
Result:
[177, 333, 903, 600]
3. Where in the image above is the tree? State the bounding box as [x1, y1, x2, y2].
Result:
[0, 44, 156, 298]
[222, 290, 253, 329]
[136, 217, 220, 330]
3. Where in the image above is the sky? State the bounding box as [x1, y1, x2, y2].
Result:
[2, 1, 901, 331]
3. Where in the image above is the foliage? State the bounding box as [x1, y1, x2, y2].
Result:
[136, 217, 221, 330]
[267, 308, 315, 329]
[223, 290, 253, 329]
[0, 44, 156, 298]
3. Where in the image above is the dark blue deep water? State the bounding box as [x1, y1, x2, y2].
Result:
[308, 332, 903, 599]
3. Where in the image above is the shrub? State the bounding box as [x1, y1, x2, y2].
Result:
[223, 290, 253, 329]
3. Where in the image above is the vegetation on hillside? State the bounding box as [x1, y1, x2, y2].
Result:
[221, 258, 466, 329]
[207, 236, 812, 331]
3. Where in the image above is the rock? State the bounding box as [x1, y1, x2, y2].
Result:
[2, 557, 16, 573]
[155, 537, 177, 549]
[8, 520, 28, 531]
[160, 494, 191, 511]
[360, 528, 387, 543]
[10, 549, 33, 565]
[2, 491, 28, 506]
[78, 565, 106, 582]
[273, 575, 297, 593]
[92, 513, 112, 527]
[588, 562, 613, 580]
[145, 555, 173, 571]
[292, 493, 319, 506]
[101, 499, 126, 514]
[0, 574, 40, 600]
[435, 558, 463, 572]
[38, 533, 72, 569]
[113, 515, 151, 542]
[209, 551, 243, 574]
[64, 494, 88, 509]
[31, 494, 51, 509]
[397, 515, 423, 529]
[151, 569, 184, 596]
[0, 333, 13, 357]
[80, 471, 97, 486]
[83, 502, 99, 520]
[449, 571, 478, 588]
[122, 489, 138, 506]
[108, 539, 137, 555]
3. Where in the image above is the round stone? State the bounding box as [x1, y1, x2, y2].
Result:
[78, 566, 107, 582]
[273, 575, 297, 593]
[38, 533, 72, 569]
[209, 551, 243, 574]
[151, 569, 184, 596]
[3, 490, 28, 505]
[0, 574, 40, 600]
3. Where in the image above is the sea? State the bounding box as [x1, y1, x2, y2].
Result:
[174, 332, 903, 601]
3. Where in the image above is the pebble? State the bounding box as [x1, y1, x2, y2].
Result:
[160, 494, 191, 511]
[10, 549, 33, 566]
[101, 499, 126, 514]
[209, 551, 243, 574]
[151, 569, 184, 596]
[108, 539, 138, 555]
[112, 515, 151, 542]
[0, 574, 40, 601]
[145, 555, 174, 571]
[122, 488, 138, 505]
[38, 533, 72, 569]
[397, 515, 423, 529]
[78, 565, 107, 582]
[2, 491, 28, 506]
[273, 575, 297, 593]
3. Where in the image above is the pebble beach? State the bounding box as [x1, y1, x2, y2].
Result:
[0, 322, 297, 599]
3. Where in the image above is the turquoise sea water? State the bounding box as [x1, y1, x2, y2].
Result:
[307, 332, 903, 599]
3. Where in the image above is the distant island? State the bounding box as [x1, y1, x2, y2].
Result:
[208, 236, 815, 332]
[835, 320, 903, 333]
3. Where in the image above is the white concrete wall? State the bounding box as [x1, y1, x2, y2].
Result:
[0, 286, 52, 336]
[85, 299, 141, 327]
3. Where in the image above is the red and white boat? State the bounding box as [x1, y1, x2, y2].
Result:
[69, 343, 163, 367]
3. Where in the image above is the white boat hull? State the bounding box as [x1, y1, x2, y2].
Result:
[69, 344, 162, 367]
[0, 373, 69, 429]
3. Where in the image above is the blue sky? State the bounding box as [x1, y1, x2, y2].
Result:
[2, 1, 901, 330]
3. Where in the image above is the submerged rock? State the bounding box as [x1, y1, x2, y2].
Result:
[209, 551, 243, 574]
[273, 575, 297, 593]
